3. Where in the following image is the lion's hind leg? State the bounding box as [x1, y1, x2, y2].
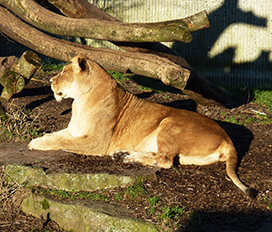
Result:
[111, 150, 174, 169]
[178, 152, 222, 165]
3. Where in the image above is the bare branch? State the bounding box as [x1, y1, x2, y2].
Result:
[0, 0, 209, 43]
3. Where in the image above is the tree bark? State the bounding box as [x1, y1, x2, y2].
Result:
[48, 0, 229, 105]
[48, 0, 119, 21]
[0, 0, 209, 43]
[0, 6, 190, 90]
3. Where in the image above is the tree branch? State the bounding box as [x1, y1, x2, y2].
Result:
[0, 6, 190, 90]
[0, 0, 209, 43]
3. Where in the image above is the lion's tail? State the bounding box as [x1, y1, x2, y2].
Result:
[225, 144, 258, 198]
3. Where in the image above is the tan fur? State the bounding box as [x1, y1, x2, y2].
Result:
[28, 56, 257, 197]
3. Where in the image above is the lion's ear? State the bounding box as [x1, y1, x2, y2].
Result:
[71, 56, 88, 72]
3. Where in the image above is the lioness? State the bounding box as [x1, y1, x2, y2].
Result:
[29, 56, 257, 198]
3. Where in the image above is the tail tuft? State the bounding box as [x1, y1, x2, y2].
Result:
[245, 188, 258, 198]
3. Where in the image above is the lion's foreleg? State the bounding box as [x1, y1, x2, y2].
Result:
[28, 129, 104, 155]
[28, 129, 70, 151]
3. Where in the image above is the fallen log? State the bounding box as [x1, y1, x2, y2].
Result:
[48, 0, 229, 105]
[0, 56, 18, 115]
[0, 7, 190, 90]
[0, 51, 41, 102]
[0, 0, 209, 43]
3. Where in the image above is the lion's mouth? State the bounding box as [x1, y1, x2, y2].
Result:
[54, 92, 65, 102]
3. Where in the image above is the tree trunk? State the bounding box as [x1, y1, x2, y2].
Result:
[0, 0, 209, 43]
[0, 6, 190, 90]
[48, 0, 229, 105]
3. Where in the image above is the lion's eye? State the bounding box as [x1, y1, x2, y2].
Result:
[57, 92, 63, 96]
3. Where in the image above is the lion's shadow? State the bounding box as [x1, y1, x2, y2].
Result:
[217, 121, 253, 165]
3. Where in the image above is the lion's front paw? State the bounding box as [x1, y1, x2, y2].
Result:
[28, 137, 51, 150]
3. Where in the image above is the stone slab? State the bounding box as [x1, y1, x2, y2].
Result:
[21, 194, 159, 232]
[5, 164, 157, 191]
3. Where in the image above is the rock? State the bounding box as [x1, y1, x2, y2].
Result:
[21, 195, 159, 232]
[5, 164, 157, 191]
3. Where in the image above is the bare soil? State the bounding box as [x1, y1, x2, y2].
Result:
[1, 69, 272, 231]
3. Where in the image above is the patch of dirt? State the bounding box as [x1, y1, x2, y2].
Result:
[1, 69, 272, 231]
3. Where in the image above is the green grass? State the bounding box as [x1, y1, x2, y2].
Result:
[31, 182, 148, 202]
[265, 197, 272, 209]
[126, 182, 147, 200]
[221, 113, 272, 126]
[107, 70, 130, 83]
[223, 115, 241, 125]
[147, 196, 160, 215]
[36, 60, 67, 79]
[148, 196, 160, 206]
[114, 192, 123, 201]
[40, 61, 66, 72]
[31, 187, 110, 202]
[253, 89, 272, 111]
[157, 205, 186, 222]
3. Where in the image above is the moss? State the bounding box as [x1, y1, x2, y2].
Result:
[40, 198, 50, 210]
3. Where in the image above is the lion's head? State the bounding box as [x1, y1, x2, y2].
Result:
[50, 56, 109, 102]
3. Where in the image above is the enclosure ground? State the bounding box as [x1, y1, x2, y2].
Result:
[0, 69, 271, 231]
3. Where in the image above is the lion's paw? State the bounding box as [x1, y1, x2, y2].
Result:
[123, 150, 173, 168]
[122, 150, 148, 165]
[110, 150, 129, 161]
[28, 137, 50, 150]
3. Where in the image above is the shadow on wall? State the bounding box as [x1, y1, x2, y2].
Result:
[172, 0, 272, 88]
